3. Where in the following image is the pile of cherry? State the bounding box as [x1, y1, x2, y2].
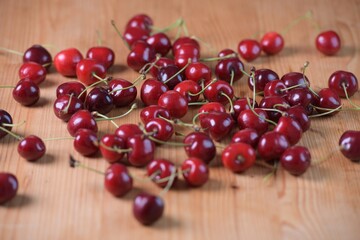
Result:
[1, 13, 360, 226]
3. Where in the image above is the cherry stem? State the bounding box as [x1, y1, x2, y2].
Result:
[111, 20, 131, 50]
[61, 94, 74, 114]
[96, 30, 102, 46]
[311, 147, 338, 166]
[108, 74, 146, 94]
[250, 68, 256, 109]
[94, 103, 137, 121]
[263, 161, 278, 184]
[199, 53, 237, 62]
[93, 112, 119, 128]
[220, 92, 234, 114]
[309, 104, 343, 118]
[280, 83, 307, 92]
[0, 85, 15, 88]
[260, 107, 285, 115]
[43, 136, 75, 141]
[192, 111, 208, 126]
[246, 97, 277, 126]
[190, 35, 216, 55]
[69, 155, 105, 175]
[0, 47, 23, 56]
[188, 79, 217, 97]
[273, 103, 290, 109]
[0, 126, 23, 140]
[2, 120, 26, 128]
[152, 18, 184, 34]
[182, 20, 189, 36]
[301, 61, 319, 98]
[163, 59, 192, 84]
[159, 167, 178, 196]
[230, 70, 235, 86]
[99, 142, 132, 153]
[255, 161, 276, 170]
[161, 116, 200, 131]
[139, 54, 161, 75]
[78, 74, 110, 99]
[342, 83, 360, 109]
[188, 100, 209, 106]
[281, 10, 313, 35]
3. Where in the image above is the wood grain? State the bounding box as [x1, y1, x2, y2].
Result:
[0, 0, 360, 239]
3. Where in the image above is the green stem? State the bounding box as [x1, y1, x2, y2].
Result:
[96, 30, 102, 46]
[246, 97, 277, 126]
[43, 136, 74, 141]
[309, 105, 342, 118]
[163, 59, 191, 84]
[111, 20, 131, 50]
[93, 112, 119, 128]
[342, 83, 360, 109]
[152, 18, 184, 34]
[188, 79, 217, 97]
[0, 126, 23, 140]
[2, 120, 26, 128]
[69, 156, 105, 175]
[220, 92, 234, 114]
[95, 103, 137, 121]
[281, 10, 313, 35]
[199, 53, 237, 62]
[0, 47, 23, 56]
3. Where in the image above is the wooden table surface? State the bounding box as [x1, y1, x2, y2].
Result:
[1, 0, 360, 239]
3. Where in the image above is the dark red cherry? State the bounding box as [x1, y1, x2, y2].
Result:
[12, 79, 40, 106]
[339, 130, 360, 162]
[140, 105, 171, 124]
[126, 14, 153, 32]
[100, 134, 125, 163]
[157, 65, 184, 90]
[237, 108, 269, 135]
[232, 98, 258, 120]
[0, 173, 18, 204]
[146, 33, 171, 56]
[315, 30, 341, 56]
[158, 90, 188, 119]
[280, 146, 311, 175]
[264, 80, 287, 97]
[218, 48, 237, 58]
[108, 78, 137, 107]
[133, 192, 164, 225]
[54, 48, 83, 77]
[222, 142, 256, 173]
[67, 110, 98, 137]
[126, 135, 155, 167]
[259, 96, 289, 122]
[314, 88, 342, 116]
[328, 70, 358, 98]
[73, 129, 99, 156]
[203, 80, 234, 104]
[18, 62, 46, 85]
[260, 32, 284, 55]
[174, 43, 200, 68]
[198, 102, 226, 120]
[115, 124, 142, 142]
[127, 41, 156, 72]
[56, 81, 87, 102]
[286, 105, 311, 132]
[124, 27, 149, 47]
[237, 39, 261, 62]
[248, 68, 279, 92]
[172, 37, 200, 55]
[105, 163, 133, 197]
[140, 78, 169, 106]
[145, 118, 174, 142]
[23, 45, 52, 70]
[174, 80, 201, 102]
[17, 135, 46, 161]
[285, 88, 314, 108]
[231, 128, 260, 148]
[274, 116, 302, 145]
[0, 109, 13, 139]
[76, 58, 106, 86]
[280, 72, 310, 89]
[85, 87, 114, 115]
[199, 111, 234, 141]
[149, 57, 175, 78]
[185, 62, 212, 84]
[147, 159, 177, 188]
[53, 94, 84, 121]
[257, 131, 290, 162]
[215, 58, 244, 83]
[181, 157, 209, 187]
[183, 132, 216, 164]
[86, 46, 115, 70]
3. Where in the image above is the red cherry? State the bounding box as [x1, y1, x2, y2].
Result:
[115, 124, 142, 142]
[149, 57, 175, 78]
[203, 80, 234, 104]
[133, 192, 164, 225]
[259, 96, 289, 122]
[105, 163, 133, 197]
[172, 37, 200, 55]
[54, 48, 83, 77]
[147, 159, 177, 188]
[174, 43, 200, 68]
[181, 157, 209, 187]
[260, 32, 284, 55]
[140, 78, 169, 106]
[100, 134, 125, 163]
[126, 14, 153, 33]
[85, 87, 114, 115]
[127, 41, 156, 72]
[12, 79, 40, 106]
[145, 118, 174, 142]
[183, 132, 216, 164]
[199, 111, 235, 141]
[218, 48, 237, 58]
[23, 45, 52, 70]
[56, 81, 87, 102]
[174, 80, 201, 102]
[285, 88, 314, 108]
[18, 62, 46, 85]
[86, 46, 115, 70]
[274, 116, 302, 145]
[76, 58, 106, 86]
[248, 68, 279, 92]
[237, 108, 269, 135]
[0, 173, 18, 204]
[339, 131, 360, 162]
[146, 33, 172, 56]
[222, 142, 256, 173]
[314, 88, 342, 116]
[185, 62, 212, 84]
[215, 58, 244, 83]
[232, 98, 258, 120]
[73, 129, 99, 156]
[67, 110, 98, 137]
[328, 70, 358, 98]
[286, 105, 311, 132]
[140, 105, 171, 124]
[281, 72, 309, 88]
[0, 109, 12, 139]
[280, 146, 311, 175]
[257, 131, 290, 162]
[264, 79, 287, 97]
[17, 135, 46, 161]
[231, 128, 260, 148]
[158, 90, 188, 119]
[198, 102, 226, 120]
[108, 78, 137, 107]
[315, 30, 341, 55]
[124, 27, 149, 47]
[237, 39, 261, 62]
[157, 65, 184, 90]
[53, 95, 84, 121]
[126, 135, 155, 167]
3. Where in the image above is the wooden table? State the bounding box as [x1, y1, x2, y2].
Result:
[1, 0, 360, 239]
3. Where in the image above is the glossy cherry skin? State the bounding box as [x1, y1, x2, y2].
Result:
[73, 129, 99, 156]
[314, 88, 342, 116]
[231, 128, 260, 148]
[54, 48, 83, 77]
[200, 111, 235, 141]
[181, 157, 209, 187]
[183, 132, 216, 164]
[115, 124, 142, 142]
[259, 96, 290, 122]
[215, 58, 244, 83]
[105, 163, 133, 197]
[339, 130, 360, 162]
[174, 80, 201, 102]
[172, 37, 200, 55]
[0, 109, 13, 139]
[12, 79, 40, 106]
[0, 173, 18, 204]
[285, 88, 314, 108]
[149, 57, 175, 78]
[281, 146, 311, 175]
[222, 142, 256, 173]
[146, 33, 172, 56]
[158, 90, 188, 119]
[185, 62, 212, 83]
[18, 62, 46, 85]
[147, 159, 177, 188]
[126, 135, 155, 167]
[53, 95, 84, 121]
[232, 98, 258, 121]
[198, 102, 226, 119]
[237, 108, 269, 135]
[140, 105, 171, 124]
[280, 72, 310, 89]
[56, 81, 87, 102]
[76, 58, 106, 86]
[238, 39, 261, 62]
[174, 43, 200, 68]
[100, 134, 125, 163]
[67, 110, 98, 136]
[248, 68, 279, 92]
[140, 78, 169, 106]
[157, 65, 184, 90]
[108, 78, 137, 107]
[124, 27, 149, 47]
[85, 87, 114, 115]
[17, 135, 46, 161]
[86, 46, 115, 70]
[126, 14, 153, 33]
[328, 70, 358, 98]
[274, 116, 302, 145]
[145, 118, 174, 142]
[260, 32, 284, 55]
[316, 30, 341, 55]
[218, 48, 237, 58]
[23, 45, 52, 70]
[133, 192, 164, 225]
[264, 80, 287, 97]
[203, 80, 234, 104]
[286, 105, 311, 132]
[257, 131, 290, 162]
[127, 41, 156, 72]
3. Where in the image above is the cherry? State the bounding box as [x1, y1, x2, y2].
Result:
[126, 14, 153, 33]
[123, 27, 149, 47]
[12, 78, 40, 106]
[140, 105, 171, 124]
[174, 80, 201, 102]
[215, 58, 244, 84]
[237, 108, 269, 135]
[0, 173, 18, 204]
[274, 116, 302, 145]
[146, 33, 172, 56]
[105, 163, 133, 197]
[127, 41, 156, 72]
[248, 68, 279, 92]
[218, 48, 237, 58]
[85, 87, 114, 115]
[260, 32, 284, 55]
[126, 135, 155, 167]
[86, 46, 115, 70]
[174, 43, 200, 68]
[237, 39, 261, 62]
[328, 70, 358, 98]
[315, 30, 341, 55]
[172, 37, 200, 55]
[158, 90, 188, 119]
[99, 134, 125, 163]
[339, 130, 360, 162]
[259, 96, 289, 122]
[133, 192, 164, 225]
[23, 45, 52, 70]
[73, 129, 99, 156]
[280, 146, 311, 176]
[53, 94, 84, 121]
[222, 142, 256, 173]
[281, 72, 309, 89]
[56, 81, 87, 102]
[200, 111, 234, 141]
[198, 102, 226, 121]
[145, 118, 174, 142]
[67, 110, 98, 136]
[0, 109, 13, 139]
[76, 59, 107, 86]
[18, 62, 46, 85]
[157, 65, 184, 90]
[181, 157, 209, 187]
[257, 131, 290, 162]
[232, 98, 258, 120]
[314, 88, 342, 116]
[285, 88, 314, 109]
[147, 159, 177, 188]
[115, 124, 142, 142]
[231, 128, 260, 148]
[140, 78, 169, 106]
[54, 48, 83, 77]
[149, 57, 175, 77]
[264, 79, 287, 97]
[108, 78, 137, 107]
[203, 80, 234, 105]
[183, 132, 216, 164]
[185, 62, 212, 84]
[286, 105, 311, 132]
[18, 135, 46, 161]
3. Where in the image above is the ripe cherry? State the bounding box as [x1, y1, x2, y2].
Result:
[126, 14, 153, 33]
[54, 48, 83, 77]
[174, 80, 201, 102]
[285, 88, 314, 109]
[146, 33, 172, 56]
[274, 116, 302, 145]
[231, 128, 260, 148]
[86, 46, 115, 70]
[18, 135, 46, 161]
[264, 79, 287, 97]
[339, 130, 360, 162]
[183, 132, 216, 164]
[126, 135, 155, 167]
[105, 163, 133, 197]
[12, 79, 40, 106]
[222, 142, 256, 173]
[248, 68, 279, 92]
[198, 102, 226, 120]
[76, 58, 106, 86]
[328, 70, 358, 98]
[174, 43, 200, 68]
[232, 98, 258, 120]
[218, 48, 237, 58]
[100, 134, 125, 163]
[280, 146, 311, 176]
[0, 173, 18, 204]
[18, 62, 46, 85]
[147, 159, 177, 188]
[203, 80, 234, 105]
[23, 45, 52, 70]
[257, 131, 290, 162]
[115, 124, 142, 142]
[237, 39, 261, 62]
[67, 110, 98, 136]
[123, 27, 149, 47]
[199, 111, 234, 141]
[140, 105, 171, 124]
[108, 78, 137, 107]
[56, 81, 87, 102]
[158, 90, 188, 119]
[281, 72, 309, 89]
[140, 78, 169, 106]
[149, 57, 175, 78]
[172, 37, 200, 55]
[185, 62, 212, 84]
[0, 110, 13, 139]
[181, 157, 209, 187]
[145, 118, 174, 142]
[215, 58, 244, 84]
[53, 94, 84, 121]
[260, 32, 284, 55]
[286, 105, 311, 132]
[73, 129, 99, 156]
[315, 30, 341, 55]
[85, 87, 114, 115]
[237, 108, 269, 135]
[157, 65, 184, 90]
[127, 41, 156, 72]
[314, 88, 342, 116]
[133, 192, 164, 225]
[259, 96, 289, 122]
